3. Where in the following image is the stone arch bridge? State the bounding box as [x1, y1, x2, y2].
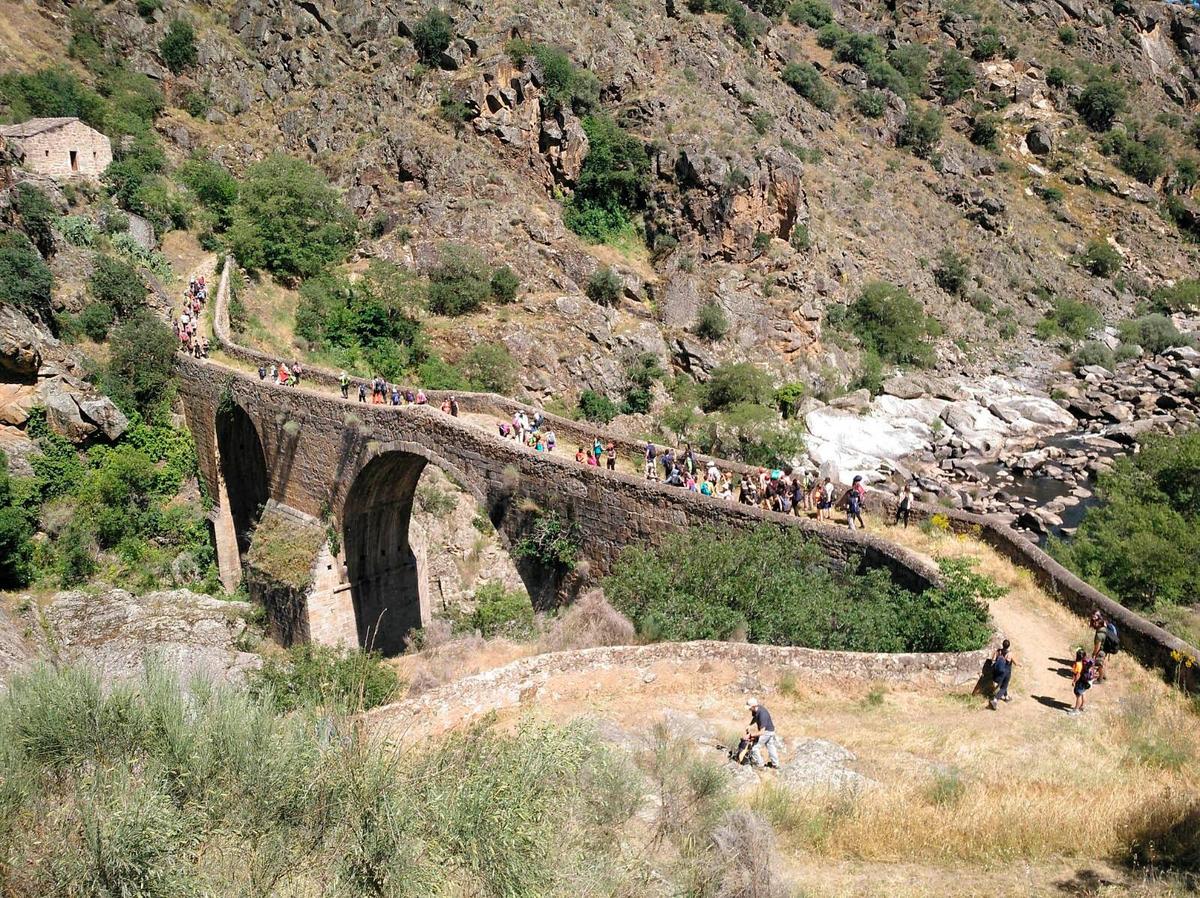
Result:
[176, 357, 937, 656]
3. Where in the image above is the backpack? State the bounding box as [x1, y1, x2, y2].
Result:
[1079, 658, 1095, 684]
[731, 735, 757, 765]
[991, 652, 1010, 680]
[1103, 621, 1120, 654]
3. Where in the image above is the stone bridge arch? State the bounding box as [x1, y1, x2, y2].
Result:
[341, 441, 533, 655]
[215, 399, 269, 560]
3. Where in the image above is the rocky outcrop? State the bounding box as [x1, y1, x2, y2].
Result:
[0, 303, 43, 378]
[36, 588, 261, 686]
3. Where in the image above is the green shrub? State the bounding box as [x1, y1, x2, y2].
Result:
[1118, 314, 1189, 356]
[787, 0, 832, 26]
[136, 0, 162, 17]
[854, 89, 886, 118]
[412, 9, 453, 64]
[1151, 279, 1200, 313]
[530, 44, 599, 114]
[970, 113, 1000, 149]
[565, 116, 650, 241]
[605, 526, 995, 651]
[54, 214, 97, 246]
[578, 388, 619, 424]
[936, 49, 975, 103]
[103, 311, 176, 420]
[1076, 77, 1125, 131]
[250, 643, 399, 712]
[78, 302, 115, 341]
[782, 62, 836, 111]
[695, 300, 730, 341]
[228, 155, 355, 279]
[1040, 185, 1065, 204]
[1101, 128, 1167, 185]
[0, 232, 53, 320]
[1035, 296, 1103, 341]
[1046, 65, 1073, 89]
[725, 1, 767, 47]
[490, 265, 520, 303]
[701, 362, 773, 411]
[89, 255, 146, 319]
[1083, 239, 1122, 277]
[844, 282, 939, 367]
[178, 157, 239, 230]
[933, 248, 970, 295]
[790, 222, 811, 250]
[898, 107, 943, 158]
[12, 184, 57, 256]
[1051, 432, 1200, 609]
[887, 43, 929, 95]
[1073, 340, 1116, 370]
[425, 244, 493, 316]
[159, 19, 197, 74]
[462, 342, 519, 394]
[1058, 25, 1076, 44]
[586, 266, 624, 305]
[515, 510, 581, 568]
[971, 25, 1004, 61]
[418, 354, 469, 390]
[0, 67, 106, 128]
[469, 582, 535, 639]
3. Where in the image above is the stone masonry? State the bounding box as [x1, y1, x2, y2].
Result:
[0, 118, 113, 181]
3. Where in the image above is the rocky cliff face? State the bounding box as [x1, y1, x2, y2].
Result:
[6, 0, 1200, 411]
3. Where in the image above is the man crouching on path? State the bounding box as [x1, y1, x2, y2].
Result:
[745, 698, 779, 769]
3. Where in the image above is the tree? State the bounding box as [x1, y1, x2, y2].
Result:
[701, 362, 774, 411]
[782, 62, 835, 112]
[847, 282, 939, 367]
[12, 184, 57, 257]
[426, 244, 492, 316]
[898, 107, 943, 158]
[1117, 314, 1188, 356]
[578, 389, 618, 424]
[179, 158, 239, 229]
[89, 255, 147, 319]
[1083, 239, 1121, 277]
[0, 232, 53, 321]
[412, 10, 453, 65]
[1076, 77, 1125, 132]
[227, 156, 356, 280]
[565, 116, 649, 241]
[160, 20, 197, 74]
[103, 310, 176, 420]
[936, 49, 975, 103]
[462, 342, 519, 394]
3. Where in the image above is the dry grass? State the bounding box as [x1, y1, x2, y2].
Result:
[539, 588, 635, 652]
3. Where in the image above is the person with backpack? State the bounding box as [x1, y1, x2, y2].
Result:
[1068, 649, 1094, 715]
[258, 364, 267, 381]
[339, 371, 350, 399]
[644, 441, 657, 480]
[745, 698, 780, 769]
[894, 483, 914, 528]
[1091, 612, 1119, 683]
[988, 639, 1016, 710]
[357, 382, 367, 403]
[605, 441, 617, 471]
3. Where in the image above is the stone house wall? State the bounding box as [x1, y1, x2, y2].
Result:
[5, 121, 112, 180]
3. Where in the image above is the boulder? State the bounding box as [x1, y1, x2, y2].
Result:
[78, 397, 130, 441]
[0, 382, 38, 426]
[829, 389, 871, 412]
[1026, 125, 1053, 155]
[0, 305, 44, 377]
[42, 391, 95, 442]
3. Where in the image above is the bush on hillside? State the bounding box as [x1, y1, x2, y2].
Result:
[936, 49, 975, 103]
[78, 302, 115, 341]
[468, 582, 535, 640]
[178, 157, 239, 230]
[227, 155, 356, 280]
[490, 265, 520, 303]
[1034, 296, 1102, 342]
[969, 114, 1000, 149]
[1046, 65, 1073, 89]
[0, 451, 34, 588]
[781, 62, 835, 111]
[527, 43, 599, 114]
[565, 116, 649, 241]
[887, 43, 929, 95]
[844, 281, 940, 367]
[1101, 129, 1167, 184]
[578, 388, 619, 424]
[1076, 77, 1125, 131]
[1083, 239, 1122, 277]
[1117, 314, 1190, 356]
[0, 232, 53, 321]
[12, 184, 57, 257]
[89, 255, 147, 319]
[897, 107, 943, 158]
[412, 9, 453, 64]
[1072, 340, 1116, 370]
[461, 342, 519, 394]
[605, 526, 995, 651]
[586, 266, 624, 305]
[787, 0, 832, 26]
[427, 244, 492, 316]
[1151, 279, 1200, 313]
[0, 66, 106, 128]
[102, 310, 177, 420]
[1051, 432, 1200, 609]
[933, 248, 970, 295]
[159, 19, 197, 74]
[971, 25, 1005, 61]
[695, 300, 730, 341]
[701, 362, 774, 411]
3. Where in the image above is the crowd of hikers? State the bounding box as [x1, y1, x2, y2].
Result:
[174, 276, 210, 358]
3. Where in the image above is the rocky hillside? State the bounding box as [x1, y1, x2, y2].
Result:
[5, 0, 1199, 401]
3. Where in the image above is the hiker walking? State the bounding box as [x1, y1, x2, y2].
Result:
[605, 441, 617, 472]
[357, 382, 367, 403]
[1091, 611, 1119, 683]
[1068, 649, 1095, 715]
[745, 698, 779, 769]
[894, 483, 914, 528]
[841, 476, 866, 531]
[339, 371, 350, 399]
[988, 639, 1015, 710]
